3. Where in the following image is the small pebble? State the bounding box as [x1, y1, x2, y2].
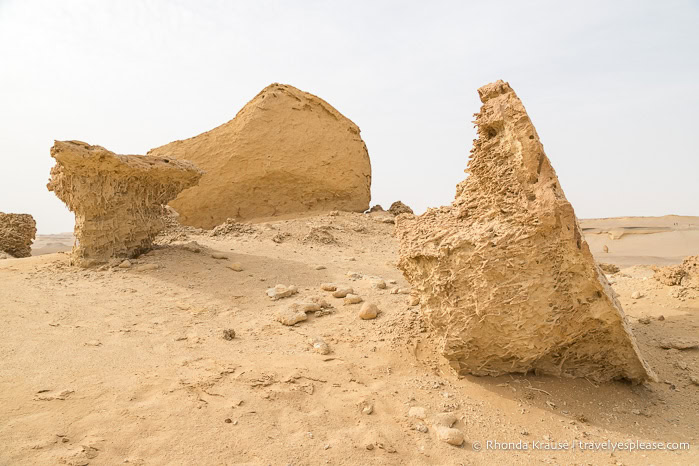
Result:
[276, 310, 307, 326]
[631, 291, 643, 299]
[267, 284, 298, 300]
[408, 406, 426, 419]
[314, 265, 326, 270]
[211, 252, 228, 260]
[435, 426, 464, 446]
[222, 329, 236, 340]
[118, 260, 131, 269]
[320, 283, 338, 291]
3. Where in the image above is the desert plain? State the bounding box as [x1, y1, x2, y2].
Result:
[0, 212, 697, 465]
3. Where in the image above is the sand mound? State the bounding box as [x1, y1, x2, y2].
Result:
[47, 141, 202, 266]
[148, 83, 372, 228]
[0, 212, 36, 258]
[395, 80, 654, 383]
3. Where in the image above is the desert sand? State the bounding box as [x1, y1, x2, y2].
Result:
[1, 212, 697, 465]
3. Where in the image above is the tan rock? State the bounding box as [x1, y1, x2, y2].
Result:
[395, 80, 655, 383]
[435, 426, 464, 446]
[148, 83, 372, 228]
[388, 201, 413, 216]
[47, 141, 202, 267]
[359, 303, 379, 320]
[321, 283, 338, 291]
[0, 212, 36, 258]
[343, 294, 363, 305]
[276, 309, 307, 326]
[332, 287, 353, 298]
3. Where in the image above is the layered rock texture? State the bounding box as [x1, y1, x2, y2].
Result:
[148, 83, 372, 228]
[0, 212, 36, 258]
[395, 81, 655, 383]
[47, 141, 202, 266]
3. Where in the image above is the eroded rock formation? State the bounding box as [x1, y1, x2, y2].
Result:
[47, 141, 202, 266]
[148, 83, 372, 228]
[388, 201, 413, 216]
[395, 81, 655, 383]
[0, 212, 36, 258]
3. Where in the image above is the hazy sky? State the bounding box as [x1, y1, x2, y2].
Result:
[1, 0, 697, 234]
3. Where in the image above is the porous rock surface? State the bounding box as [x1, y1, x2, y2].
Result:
[395, 80, 655, 383]
[47, 141, 202, 266]
[0, 212, 36, 258]
[148, 83, 372, 228]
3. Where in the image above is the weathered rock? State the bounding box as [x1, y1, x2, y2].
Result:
[320, 283, 338, 292]
[0, 212, 36, 258]
[148, 83, 372, 228]
[266, 284, 298, 300]
[332, 287, 353, 298]
[388, 201, 414, 216]
[211, 252, 228, 260]
[395, 80, 655, 383]
[658, 338, 699, 350]
[309, 336, 330, 355]
[304, 226, 337, 245]
[276, 309, 307, 326]
[47, 141, 202, 267]
[359, 302, 379, 320]
[653, 255, 699, 286]
[599, 262, 619, 274]
[118, 260, 132, 269]
[408, 407, 427, 419]
[222, 329, 236, 340]
[435, 426, 464, 446]
[344, 294, 363, 305]
[371, 279, 387, 289]
[227, 262, 243, 272]
[631, 291, 643, 300]
[368, 205, 384, 213]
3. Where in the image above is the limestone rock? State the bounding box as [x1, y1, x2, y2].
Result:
[395, 80, 655, 383]
[47, 141, 202, 267]
[343, 294, 363, 305]
[276, 309, 307, 326]
[332, 287, 353, 298]
[388, 201, 414, 216]
[266, 284, 299, 300]
[148, 83, 372, 228]
[0, 212, 36, 258]
[435, 426, 464, 446]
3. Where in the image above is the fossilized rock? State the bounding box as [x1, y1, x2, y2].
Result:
[395, 80, 655, 383]
[148, 83, 372, 228]
[0, 212, 36, 258]
[47, 141, 202, 266]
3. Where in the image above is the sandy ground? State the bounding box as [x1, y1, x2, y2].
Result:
[1, 213, 697, 465]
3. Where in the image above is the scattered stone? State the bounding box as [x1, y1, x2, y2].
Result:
[658, 315, 665, 321]
[47, 140, 202, 266]
[314, 265, 326, 270]
[224, 418, 232, 423]
[368, 205, 384, 213]
[344, 294, 363, 305]
[371, 279, 387, 289]
[414, 424, 428, 433]
[276, 309, 307, 326]
[603, 245, 609, 253]
[209, 219, 256, 237]
[211, 252, 228, 260]
[435, 426, 464, 446]
[380, 217, 395, 224]
[346, 271, 362, 280]
[409, 296, 420, 306]
[227, 262, 243, 272]
[332, 287, 353, 298]
[272, 232, 291, 243]
[690, 375, 699, 386]
[222, 329, 236, 340]
[638, 317, 651, 325]
[365, 443, 374, 451]
[118, 260, 132, 269]
[631, 291, 643, 300]
[267, 284, 298, 300]
[321, 283, 338, 291]
[0, 212, 36, 258]
[359, 303, 379, 320]
[658, 338, 699, 350]
[309, 336, 330, 355]
[408, 407, 427, 419]
[388, 201, 414, 216]
[394, 80, 655, 384]
[390, 288, 411, 295]
[358, 400, 374, 415]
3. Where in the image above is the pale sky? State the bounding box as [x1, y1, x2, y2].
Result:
[1, 0, 697, 234]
